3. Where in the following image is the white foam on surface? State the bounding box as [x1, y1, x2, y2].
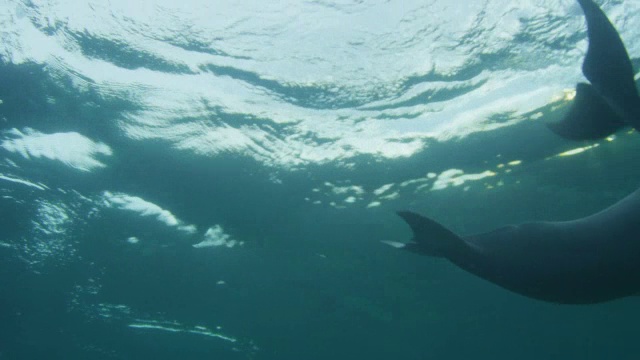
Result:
[0, 174, 48, 190]
[192, 225, 241, 249]
[128, 321, 237, 343]
[1, 128, 112, 172]
[102, 191, 197, 235]
[126, 237, 140, 244]
[373, 184, 394, 196]
[432, 169, 496, 191]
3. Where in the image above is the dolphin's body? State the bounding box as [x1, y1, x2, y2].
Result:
[549, 0, 640, 140]
[395, 187, 640, 304]
[392, 0, 640, 304]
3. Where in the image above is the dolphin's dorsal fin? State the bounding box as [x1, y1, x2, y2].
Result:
[548, 82, 625, 140]
[395, 211, 469, 258]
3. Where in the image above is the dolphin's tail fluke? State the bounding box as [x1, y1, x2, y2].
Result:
[390, 211, 468, 258]
[547, 82, 626, 140]
[549, 0, 640, 141]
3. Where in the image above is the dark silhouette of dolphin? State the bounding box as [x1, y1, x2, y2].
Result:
[548, 0, 640, 140]
[390, 0, 640, 304]
[392, 187, 640, 304]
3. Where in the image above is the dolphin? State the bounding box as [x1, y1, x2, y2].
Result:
[548, 0, 640, 140]
[390, 0, 640, 304]
[392, 187, 640, 304]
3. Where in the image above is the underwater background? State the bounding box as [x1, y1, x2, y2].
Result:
[2, 0, 640, 359]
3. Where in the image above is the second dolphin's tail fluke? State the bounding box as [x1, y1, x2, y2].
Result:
[549, 0, 640, 141]
[578, 0, 637, 102]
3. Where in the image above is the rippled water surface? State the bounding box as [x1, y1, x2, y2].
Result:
[2, 0, 640, 359]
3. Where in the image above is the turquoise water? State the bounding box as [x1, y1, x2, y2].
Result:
[2, 0, 640, 358]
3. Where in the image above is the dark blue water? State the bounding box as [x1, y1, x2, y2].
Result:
[2, 0, 640, 359]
